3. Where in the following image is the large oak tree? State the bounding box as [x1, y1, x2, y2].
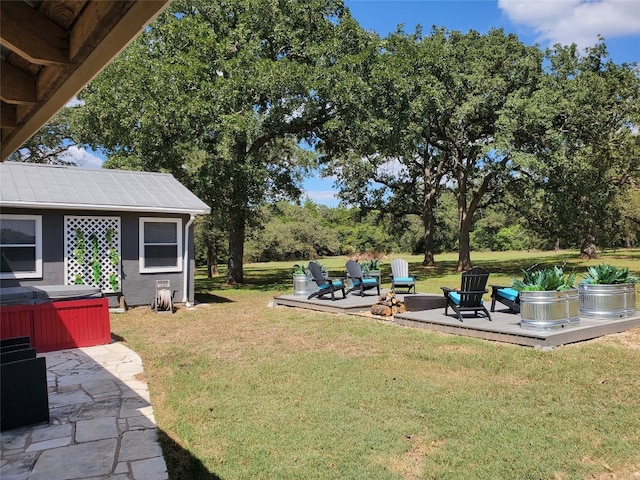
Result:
[323, 27, 542, 270]
[73, 0, 373, 284]
[502, 42, 640, 257]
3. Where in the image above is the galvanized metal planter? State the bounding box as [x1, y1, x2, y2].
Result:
[578, 283, 637, 319]
[293, 274, 310, 296]
[520, 289, 579, 330]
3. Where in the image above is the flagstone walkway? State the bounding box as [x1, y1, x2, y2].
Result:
[1, 343, 168, 480]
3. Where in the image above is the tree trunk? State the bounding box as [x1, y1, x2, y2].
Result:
[227, 212, 245, 285]
[207, 242, 219, 278]
[579, 233, 599, 260]
[420, 156, 445, 267]
[457, 216, 472, 272]
[371, 304, 392, 316]
[422, 199, 437, 266]
[456, 174, 472, 272]
[453, 152, 495, 272]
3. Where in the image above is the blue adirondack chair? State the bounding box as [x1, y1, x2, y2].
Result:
[441, 266, 492, 322]
[307, 261, 345, 301]
[345, 260, 380, 296]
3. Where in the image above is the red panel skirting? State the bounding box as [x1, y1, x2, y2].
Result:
[0, 298, 110, 353]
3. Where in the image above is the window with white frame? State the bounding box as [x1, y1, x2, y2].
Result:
[0, 215, 42, 279]
[139, 218, 182, 273]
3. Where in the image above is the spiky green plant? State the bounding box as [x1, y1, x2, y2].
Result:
[582, 264, 638, 285]
[513, 266, 577, 291]
[291, 264, 307, 275]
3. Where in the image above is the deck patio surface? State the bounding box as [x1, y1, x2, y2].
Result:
[272, 291, 640, 348]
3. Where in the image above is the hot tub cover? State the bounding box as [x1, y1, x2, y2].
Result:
[0, 285, 103, 306]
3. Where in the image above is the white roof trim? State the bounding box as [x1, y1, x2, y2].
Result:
[0, 201, 210, 215]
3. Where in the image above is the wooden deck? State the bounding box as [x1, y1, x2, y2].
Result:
[273, 291, 384, 314]
[272, 291, 640, 348]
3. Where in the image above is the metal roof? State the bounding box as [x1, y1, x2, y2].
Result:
[0, 162, 210, 215]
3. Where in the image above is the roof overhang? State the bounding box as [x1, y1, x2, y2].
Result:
[1, 201, 210, 216]
[1, 0, 172, 161]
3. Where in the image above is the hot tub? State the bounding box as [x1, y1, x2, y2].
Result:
[0, 285, 110, 352]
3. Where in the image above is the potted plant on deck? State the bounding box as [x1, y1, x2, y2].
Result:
[292, 264, 309, 296]
[579, 264, 638, 319]
[513, 266, 579, 330]
[361, 259, 382, 282]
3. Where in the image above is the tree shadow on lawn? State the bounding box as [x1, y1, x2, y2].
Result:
[407, 253, 581, 279]
[194, 292, 235, 304]
[603, 251, 640, 261]
[197, 251, 640, 293]
[477, 253, 581, 276]
[196, 267, 295, 293]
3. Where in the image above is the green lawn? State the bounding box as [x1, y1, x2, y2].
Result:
[111, 249, 640, 479]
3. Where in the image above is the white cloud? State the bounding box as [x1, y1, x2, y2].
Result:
[63, 146, 104, 168]
[65, 97, 85, 107]
[499, 0, 640, 48]
[376, 156, 408, 178]
[303, 190, 339, 204]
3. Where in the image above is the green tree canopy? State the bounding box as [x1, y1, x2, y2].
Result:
[8, 108, 79, 165]
[73, 0, 374, 284]
[503, 42, 640, 256]
[322, 27, 542, 270]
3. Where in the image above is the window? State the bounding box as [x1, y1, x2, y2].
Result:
[0, 215, 42, 279]
[139, 218, 182, 273]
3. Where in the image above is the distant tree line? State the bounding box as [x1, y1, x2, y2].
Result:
[12, 0, 640, 279]
[196, 190, 640, 271]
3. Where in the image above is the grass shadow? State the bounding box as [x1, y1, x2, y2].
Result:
[602, 251, 640, 261]
[111, 333, 125, 343]
[195, 292, 234, 304]
[407, 253, 599, 280]
[196, 267, 294, 293]
[158, 429, 223, 480]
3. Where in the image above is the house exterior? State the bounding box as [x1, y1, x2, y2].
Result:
[0, 162, 210, 308]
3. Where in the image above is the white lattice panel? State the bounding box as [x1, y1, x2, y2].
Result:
[64, 216, 121, 292]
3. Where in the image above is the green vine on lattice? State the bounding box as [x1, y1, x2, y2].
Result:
[73, 229, 86, 266]
[89, 233, 101, 286]
[105, 228, 119, 291]
[108, 273, 119, 292]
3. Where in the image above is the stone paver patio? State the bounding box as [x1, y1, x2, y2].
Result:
[0, 343, 167, 480]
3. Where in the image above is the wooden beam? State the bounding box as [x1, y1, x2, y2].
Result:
[0, 60, 37, 104]
[1, 0, 171, 161]
[70, 1, 133, 61]
[1, 102, 17, 128]
[0, 1, 69, 66]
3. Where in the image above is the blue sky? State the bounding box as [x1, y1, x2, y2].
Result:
[75, 1, 640, 207]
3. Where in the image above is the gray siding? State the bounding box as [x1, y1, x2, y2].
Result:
[1, 208, 196, 307]
[120, 212, 194, 307]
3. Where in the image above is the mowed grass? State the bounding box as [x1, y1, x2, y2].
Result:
[111, 249, 640, 479]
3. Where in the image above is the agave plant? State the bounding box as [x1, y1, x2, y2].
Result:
[513, 266, 577, 292]
[582, 264, 638, 285]
[291, 264, 307, 275]
[360, 258, 381, 274]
